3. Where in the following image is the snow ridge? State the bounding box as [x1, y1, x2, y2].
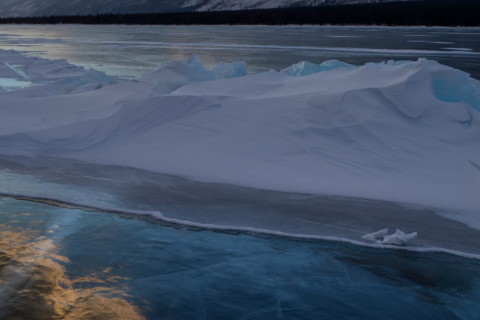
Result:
[0, 50, 479, 230]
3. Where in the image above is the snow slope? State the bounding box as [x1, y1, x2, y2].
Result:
[194, 0, 410, 12]
[0, 50, 479, 229]
[0, 0, 197, 17]
[0, 0, 414, 17]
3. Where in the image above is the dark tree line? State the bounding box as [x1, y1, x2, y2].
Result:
[0, 0, 478, 26]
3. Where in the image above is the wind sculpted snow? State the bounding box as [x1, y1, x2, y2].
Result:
[0, 49, 479, 232]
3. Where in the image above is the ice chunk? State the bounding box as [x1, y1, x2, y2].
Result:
[1, 51, 115, 94]
[210, 61, 247, 79]
[362, 228, 417, 246]
[282, 60, 353, 76]
[432, 69, 480, 111]
[378, 229, 418, 246]
[362, 228, 389, 242]
[141, 54, 246, 93]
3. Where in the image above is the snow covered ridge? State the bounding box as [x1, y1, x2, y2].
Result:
[193, 0, 411, 12]
[0, 0, 415, 17]
[0, 50, 479, 230]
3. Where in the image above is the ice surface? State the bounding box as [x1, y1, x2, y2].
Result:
[2, 198, 479, 320]
[2, 155, 480, 258]
[0, 49, 479, 248]
[0, 78, 32, 90]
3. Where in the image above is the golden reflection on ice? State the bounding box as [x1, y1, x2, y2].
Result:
[0, 224, 144, 320]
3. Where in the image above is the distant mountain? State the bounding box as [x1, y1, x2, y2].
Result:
[0, 0, 198, 17]
[194, 0, 413, 12]
[0, 0, 417, 17]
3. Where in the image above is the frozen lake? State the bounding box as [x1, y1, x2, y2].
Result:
[0, 25, 479, 319]
[1, 197, 480, 319]
[0, 24, 479, 79]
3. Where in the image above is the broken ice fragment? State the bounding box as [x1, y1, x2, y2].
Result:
[378, 229, 417, 246]
[361, 228, 389, 242]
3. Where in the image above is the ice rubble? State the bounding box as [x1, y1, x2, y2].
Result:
[141, 54, 246, 93]
[380, 229, 418, 246]
[282, 60, 354, 76]
[361, 228, 389, 242]
[0, 50, 479, 230]
[362, 228, 417, 246]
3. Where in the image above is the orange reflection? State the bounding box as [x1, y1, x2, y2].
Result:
[0, 224, 144, 320]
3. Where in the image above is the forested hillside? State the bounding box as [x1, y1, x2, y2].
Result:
[0, 0, 478, 26]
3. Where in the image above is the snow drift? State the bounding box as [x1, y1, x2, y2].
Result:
[0, 50, 479, 229]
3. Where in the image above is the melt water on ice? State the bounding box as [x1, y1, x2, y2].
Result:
[0, 49, 479, 257]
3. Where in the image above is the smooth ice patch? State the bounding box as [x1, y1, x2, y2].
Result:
[444, 47, 473, 51]
[0, 78, 33, 90]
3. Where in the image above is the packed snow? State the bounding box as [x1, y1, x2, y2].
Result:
[0, 49, 479, 237]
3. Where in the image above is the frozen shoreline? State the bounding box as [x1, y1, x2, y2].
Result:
[2, 51, 478, 211]
[3, 188, 480, 261]
[0, 49, 479, 256]
[1, 155, 480, 260]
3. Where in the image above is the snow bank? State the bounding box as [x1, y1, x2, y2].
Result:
[0, 50, 479, 230]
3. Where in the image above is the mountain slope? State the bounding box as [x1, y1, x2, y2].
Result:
[194, 0, 412, 12]
[0, 0, 199, 17]
[0, 0, 415, 17]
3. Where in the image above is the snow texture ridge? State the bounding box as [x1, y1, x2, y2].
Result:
[0, 50, 479, 230]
